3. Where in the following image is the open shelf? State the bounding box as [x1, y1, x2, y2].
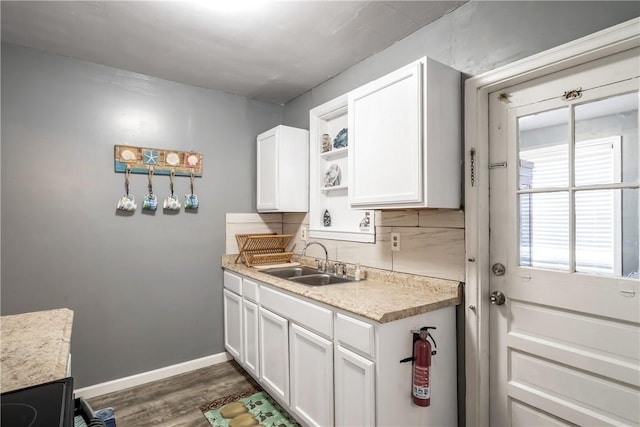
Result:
[320, 185, 347, 193]
[319, 147, 348, 160]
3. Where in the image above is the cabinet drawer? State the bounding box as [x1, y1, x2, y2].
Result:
[243, 278, 259, 303]
[224, 271, 242, 295]
[260, 286, 333, 339]
[335, 313, 375, 358]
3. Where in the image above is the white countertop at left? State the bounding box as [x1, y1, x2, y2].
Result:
[1, 308, 74, 393]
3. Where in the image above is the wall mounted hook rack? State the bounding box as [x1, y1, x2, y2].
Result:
[114, 145, 203, 177]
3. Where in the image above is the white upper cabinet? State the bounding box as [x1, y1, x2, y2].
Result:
[348, 57, 461, 209]
[257, 125, 309, 212]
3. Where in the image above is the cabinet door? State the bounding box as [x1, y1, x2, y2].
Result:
[290, 324, 334, 427]
[348, 60, 423, 206]
[257, 128, 279, 211]
[259, 307, 289, 404]
[223, 289, 243, 361]
[335, 345, 375, 427]
[242, 299, 260, 379]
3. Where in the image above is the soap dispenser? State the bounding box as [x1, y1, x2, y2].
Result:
[354, 262, 362, 281]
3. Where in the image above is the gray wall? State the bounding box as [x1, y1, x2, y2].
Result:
[1, 43, 283, 387]
[282, 1, 640, 128]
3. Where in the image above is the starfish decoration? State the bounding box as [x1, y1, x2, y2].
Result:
[143, 149, 158, 165]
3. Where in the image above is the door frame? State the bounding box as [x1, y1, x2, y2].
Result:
[463, 17, 639, 427]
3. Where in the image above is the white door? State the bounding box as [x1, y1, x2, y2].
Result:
[289, 323, 334, 427]
[242, 299, 260, 378]
[489, 47, 639, 426]
[334, 344, 375, 427]
[223, 289, 242, 361]
[259, 307, 289, 404]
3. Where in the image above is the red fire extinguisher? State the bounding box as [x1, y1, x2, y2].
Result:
[412, 327, 437, 407]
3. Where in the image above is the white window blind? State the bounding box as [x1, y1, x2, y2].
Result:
[519, 136, 622, 275]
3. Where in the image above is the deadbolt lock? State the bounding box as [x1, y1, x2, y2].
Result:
[492, 263, 506, 276]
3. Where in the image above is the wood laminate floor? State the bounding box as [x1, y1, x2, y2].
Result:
[87, 360, 257, 427]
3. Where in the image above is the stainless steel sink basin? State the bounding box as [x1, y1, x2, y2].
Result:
[262, 266, 356, 285]
[262, 266, 320, 278]
[289, 274, 354, 286]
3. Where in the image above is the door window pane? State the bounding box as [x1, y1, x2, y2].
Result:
[518, 108, 569, 189]
[575, 189, 639, 278]
[519, 192, 569, 270]
[575, 92, 638, 186]
[574, 137, 621, 187]
[575, 189, 618, 275]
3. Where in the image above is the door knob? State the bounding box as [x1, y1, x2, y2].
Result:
[490, 291, 506, 305]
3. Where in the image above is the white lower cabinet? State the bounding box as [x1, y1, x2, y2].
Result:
[335, 345, 375, 427]
[242, 299, 259, 378]
[223, 289, 242, 361]
[289, 323, 334, 427]
[223, 270, 458, 427]
[259, 307, 290, 404]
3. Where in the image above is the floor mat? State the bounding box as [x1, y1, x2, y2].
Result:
[200, 387, 299, 427]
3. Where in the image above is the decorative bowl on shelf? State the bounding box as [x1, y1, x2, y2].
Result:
[333, 128, 348, 148]
[324, 164, 341, 187]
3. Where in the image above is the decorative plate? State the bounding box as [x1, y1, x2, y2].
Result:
[324, 164, 341, 187]
[333, 128, 348, 148]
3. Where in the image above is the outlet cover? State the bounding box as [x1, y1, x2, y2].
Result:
[301, 227, 308, 242]
[391, 232, 400, 251]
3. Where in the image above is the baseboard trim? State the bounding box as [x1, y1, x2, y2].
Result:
[74, 352, 232, 399]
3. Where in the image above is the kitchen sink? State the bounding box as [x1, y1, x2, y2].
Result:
[262, 266, 321, 278]
[262, 266, 356, 286]
[289, 274, 354, 286]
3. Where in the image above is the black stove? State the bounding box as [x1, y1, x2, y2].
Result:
[1, 377, 74, 427]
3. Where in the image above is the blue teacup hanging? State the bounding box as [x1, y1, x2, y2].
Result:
[142, 169, 158, 211]
[185, 171, 199, 210]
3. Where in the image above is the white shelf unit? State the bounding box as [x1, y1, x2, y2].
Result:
[309, 95, 375, 243]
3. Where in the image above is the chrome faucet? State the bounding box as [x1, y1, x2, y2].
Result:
[302, 241, 329, 273]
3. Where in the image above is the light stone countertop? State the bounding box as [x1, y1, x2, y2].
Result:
[1, 308, 74, 393]
[222, 255, 461, 323]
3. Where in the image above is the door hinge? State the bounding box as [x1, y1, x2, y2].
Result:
[470, 148, 476, 187]
[489, 161, 507, 169]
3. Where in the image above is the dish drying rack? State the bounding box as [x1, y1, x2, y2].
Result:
[235, 233, 294, 267]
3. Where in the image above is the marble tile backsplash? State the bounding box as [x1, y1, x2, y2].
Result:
[226, 209, 465, 282]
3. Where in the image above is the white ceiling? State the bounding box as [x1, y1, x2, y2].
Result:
[0, 1, 466, 104]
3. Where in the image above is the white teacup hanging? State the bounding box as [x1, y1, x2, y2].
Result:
[116, 166, 137, 212]
[163, 170, 181, 211]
